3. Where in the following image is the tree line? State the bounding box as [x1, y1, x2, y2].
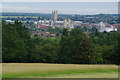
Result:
[2, 21, 120, 65]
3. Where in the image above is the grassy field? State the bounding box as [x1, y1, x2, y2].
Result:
[2, 63, 118, 78]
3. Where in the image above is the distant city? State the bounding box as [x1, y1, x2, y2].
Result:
[1, 10, 120, 37]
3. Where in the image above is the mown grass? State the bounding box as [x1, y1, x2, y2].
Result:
[2, 63, 118, 78]
[0, 63, 2, 79]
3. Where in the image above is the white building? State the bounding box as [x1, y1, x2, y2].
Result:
[50, 10, 58, 27]
[97, 22, 117, 32]
[35, 10, 76, 29]
[97, 22, 106, 32]
[63, 18, 74, 29]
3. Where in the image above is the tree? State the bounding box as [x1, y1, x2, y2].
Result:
[58, 28, 95, 64]
[2, 21, 36, 63]
[112, 33, 120, 65]
[89, 31, 119, 64]
[32, 37, 59, 63]
[58, 28, 71, 63]
[69, 28, 95, 64]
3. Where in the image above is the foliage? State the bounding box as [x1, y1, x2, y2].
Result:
[2, 20, 119, 64]
[89, 31, 119, 65]
[2, 21, 36, 62]
[58, 28, 95, 64]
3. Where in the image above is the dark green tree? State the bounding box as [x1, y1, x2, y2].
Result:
[58, 28, 95, 64]
[58, 28, 71, 63]
[2, 21, 36, 63]
[69, 28, 95, 64]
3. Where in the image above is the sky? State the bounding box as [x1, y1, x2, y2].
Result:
[1, 2, 119, 15]
[1, 0, 120, 2]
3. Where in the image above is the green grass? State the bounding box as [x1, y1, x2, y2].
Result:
[2, 63, 118, 78]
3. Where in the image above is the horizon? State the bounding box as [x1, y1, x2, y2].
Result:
[1, 11, 119, 15]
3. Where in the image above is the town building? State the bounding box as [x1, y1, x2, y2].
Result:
[96, 22, 117, 32]
[97, 22, 106, 32]
[50, 10, 58, 27]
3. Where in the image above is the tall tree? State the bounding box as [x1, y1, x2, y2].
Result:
[2, 21, 36, 63]
[58, 28, 95, 64]
[58, 28, 71, 63]
[69, 28, 95, 64]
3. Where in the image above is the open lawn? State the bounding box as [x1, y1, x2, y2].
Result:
[2, 63, 118, 78]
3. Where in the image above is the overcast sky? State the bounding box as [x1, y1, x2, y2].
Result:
[1, 0, 120, 2]
[1, 2, 118, 15]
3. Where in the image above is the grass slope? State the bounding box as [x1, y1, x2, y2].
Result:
[2, 63, 118, 78]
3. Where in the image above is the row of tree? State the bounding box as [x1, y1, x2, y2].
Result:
[2, 21, 120, 64]
[89, 31, 119, 64]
